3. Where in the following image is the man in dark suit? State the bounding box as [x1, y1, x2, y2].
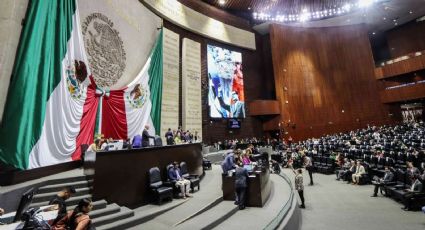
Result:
[234, 163, 249, 210]
[165, 128, 174, 145]
[142, 125, 155, 147]
[217, 91, 245, 118]
[371, 166, 394, 197]
[402, 174, 423, 211]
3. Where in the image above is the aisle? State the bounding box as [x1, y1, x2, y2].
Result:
[282, 169, 424, 230]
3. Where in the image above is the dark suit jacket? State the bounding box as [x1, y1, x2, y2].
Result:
[235, 167, 249, 188]
[142, 129, 154, 147]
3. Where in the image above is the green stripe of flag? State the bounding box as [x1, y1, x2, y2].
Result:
[148, 29, 163, 135]
[0, 0, 76, 169]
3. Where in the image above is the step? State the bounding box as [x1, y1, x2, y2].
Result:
[92, 207, 134, 227]
[98, 199, 189, 230]
[89, 203, 121, 219]
[174, 201, 238, 230]
[37, 180, 92, 193]
[42, 175, 89, 186]
[30, 194, 92, 209]
[68, 199, 107, 211]
[33, 187, 91, 203]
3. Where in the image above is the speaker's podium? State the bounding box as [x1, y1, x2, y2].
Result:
[222, 166, 272, 207]
[91, 143, 203, 208]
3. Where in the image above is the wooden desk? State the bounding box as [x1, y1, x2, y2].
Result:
[92, 143, 203, 208]
[222, 167, 271, 207]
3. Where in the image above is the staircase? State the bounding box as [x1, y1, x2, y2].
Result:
[29, 175, 136, 229]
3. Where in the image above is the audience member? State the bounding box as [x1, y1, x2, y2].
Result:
[47, 186, 77, 225]
[402, 174, 424, 211]
[352, 161, 366, 185]
[336, 159, 351, 180]
[371, 166, 394, 197]
[52, 198, 93, 230]
[0, 208, 4, 216]
[168, 162, 192, 199]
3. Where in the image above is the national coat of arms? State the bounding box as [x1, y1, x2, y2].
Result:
[126, 84, 148, 109]
[66, 60, 88, 99]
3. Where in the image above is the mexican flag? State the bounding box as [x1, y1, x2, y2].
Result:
[0, 0, 97, 169]
[100, 30, 163, 141]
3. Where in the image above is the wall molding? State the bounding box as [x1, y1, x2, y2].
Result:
[141, 0, 256, 50]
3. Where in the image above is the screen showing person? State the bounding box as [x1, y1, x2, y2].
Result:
[207, 45, 245, 118]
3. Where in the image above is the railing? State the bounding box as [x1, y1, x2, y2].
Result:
[376, 50, 424, 67]
[385, 79, 425, 90]
[264, 172, 295, 230]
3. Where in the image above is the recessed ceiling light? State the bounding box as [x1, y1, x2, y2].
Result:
[394, 22, 398, 26]
[393, 19, 397, 22]
[372, 32, 376, 35]
[218, 0, 225, 5]
[410, 11, 413, 14]
[383, 17, 386, 20]
[248, 7, 251, 10]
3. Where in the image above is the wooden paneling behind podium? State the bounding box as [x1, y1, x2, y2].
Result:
[92, 144, 202, 207]
[270, 24, 398, 141]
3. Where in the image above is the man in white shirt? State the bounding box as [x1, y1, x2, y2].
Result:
[352, 161, 366, 185]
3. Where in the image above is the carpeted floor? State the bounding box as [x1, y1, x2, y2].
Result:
[282, 168, 425, 230]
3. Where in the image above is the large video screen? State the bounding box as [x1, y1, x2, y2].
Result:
[207, 45, 245, 118]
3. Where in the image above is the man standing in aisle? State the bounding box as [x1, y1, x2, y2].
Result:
[292, 167, 306, 208]
[303, 154, 314, 185]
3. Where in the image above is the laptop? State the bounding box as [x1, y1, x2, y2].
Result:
[243, 164, 253, 172]
[0, 188, 35, 225]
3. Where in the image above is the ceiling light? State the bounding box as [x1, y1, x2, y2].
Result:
[358, 0, 374, 8]
[372, 32, 376, 35]
[409, 11, 413, 14]
[383, 17, 386, 20]
[218, 0, 225, 5]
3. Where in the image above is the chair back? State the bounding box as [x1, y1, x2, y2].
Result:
[149, 167, 162, 185]
[180, 162, 189, 176]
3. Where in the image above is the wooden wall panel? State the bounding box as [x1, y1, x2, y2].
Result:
[163, 20, 273, 144]
[387, 20, 425, 58]
[249, 100, 280, 116]
[270, 24, 399, 141]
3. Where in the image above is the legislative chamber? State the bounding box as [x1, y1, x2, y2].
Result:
[0, 0, 425, 229]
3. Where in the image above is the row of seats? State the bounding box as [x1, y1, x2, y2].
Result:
[148, 162, 200, 204]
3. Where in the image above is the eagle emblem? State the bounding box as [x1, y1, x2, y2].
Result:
[126, 84, 147, 109]
[66, 60, 88, 99]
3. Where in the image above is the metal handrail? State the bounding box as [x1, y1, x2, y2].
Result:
[263, 172, 295, 230]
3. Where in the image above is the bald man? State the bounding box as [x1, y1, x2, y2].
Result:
[142, 125, 155, 147]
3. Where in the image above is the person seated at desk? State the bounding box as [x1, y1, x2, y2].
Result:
[168, 162, 192, 199]
[241, 152, 251, 165]
[402, 174, 423, 211]
[47, 186, 76, 225]
[234, 162, 249, 210]
[132, 134, 142, 149]
[87, 139, 101, 153]
[52, 198, 93, 230]
[371, 166, 394, 197]
[142, 125, 155, 147]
